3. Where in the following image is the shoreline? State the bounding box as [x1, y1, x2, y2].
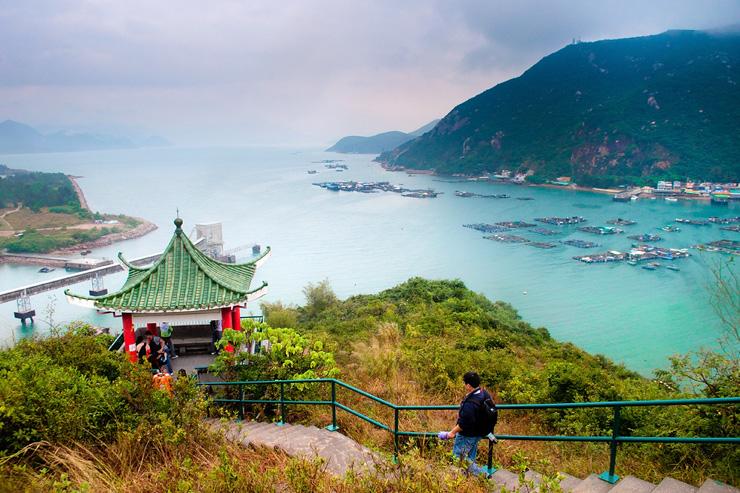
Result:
[67, 175, 90, 211]
[379, 163, 717, 201]
[0, 174, 158, 263]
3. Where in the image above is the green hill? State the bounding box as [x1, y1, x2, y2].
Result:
[327, 119, 440, 154]
[378, 30, 740, 184]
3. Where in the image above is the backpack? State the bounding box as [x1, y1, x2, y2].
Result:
[478, 395, 498, 434]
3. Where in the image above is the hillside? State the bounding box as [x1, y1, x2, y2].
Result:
[378, 30, 740, 184]
[0, 120, 170, 154]
[327, 119, 439, 154]
[0, 278, 737, 490]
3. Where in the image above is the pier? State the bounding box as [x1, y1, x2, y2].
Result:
[0, 252, 161, 305]
[0, 253, 114, 271]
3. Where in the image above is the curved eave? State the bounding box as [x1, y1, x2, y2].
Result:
[254, 246, 272, 269]
[117, 252, 146, 271]
[64, 281, 269, 313]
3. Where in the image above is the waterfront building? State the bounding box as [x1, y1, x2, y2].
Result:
[65, 218, 270, 362]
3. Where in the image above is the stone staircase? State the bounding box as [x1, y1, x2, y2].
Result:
[206, 418, 381, 476]
[208, 419, 738, 493]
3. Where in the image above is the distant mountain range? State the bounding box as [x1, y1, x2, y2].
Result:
[378, 30, 740, 185]
[327, 119, 439, 154]
[0, 120, 171, 154]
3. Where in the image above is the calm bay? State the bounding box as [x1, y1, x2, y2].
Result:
[0, 146, 737, 374]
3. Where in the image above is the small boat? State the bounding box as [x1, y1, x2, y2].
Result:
[661, 226, 680, 232]
[38, 267, 55, 273]
[666, 265, 680, 271]
[307, 170, 317, 174]
[630, 196, 639, 201]
[665, 197, 678, 202]
[642, 264, 656, 270]
[627, 260, 638, 266]
[80, 250, 92, 256]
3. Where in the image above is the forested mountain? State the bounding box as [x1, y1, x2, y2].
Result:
[378, 30, 740, 184]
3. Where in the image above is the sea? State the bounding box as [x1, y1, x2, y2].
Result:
[0, 146, 737, 375]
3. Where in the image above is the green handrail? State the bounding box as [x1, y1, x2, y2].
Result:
[198, 378, 740, 484]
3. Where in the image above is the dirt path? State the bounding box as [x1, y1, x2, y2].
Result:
[0, 204, 22, 230]
[67, 175, 90, 211]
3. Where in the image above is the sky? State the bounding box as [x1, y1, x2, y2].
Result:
[1, 0, 739, 147]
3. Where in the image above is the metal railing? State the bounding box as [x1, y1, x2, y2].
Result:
[198, 378, 740, 484]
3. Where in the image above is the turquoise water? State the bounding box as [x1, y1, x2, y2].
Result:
[0, 147, 737, 374]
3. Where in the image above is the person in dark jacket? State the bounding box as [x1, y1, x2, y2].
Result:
[444, 371, 492, 475]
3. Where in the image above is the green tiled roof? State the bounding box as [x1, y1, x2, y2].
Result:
[65, 219, 269, 312]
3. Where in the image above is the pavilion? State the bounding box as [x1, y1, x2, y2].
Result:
[65, 217, 270, 362]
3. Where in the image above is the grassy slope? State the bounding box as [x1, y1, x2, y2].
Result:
[265, 278, 738, 486]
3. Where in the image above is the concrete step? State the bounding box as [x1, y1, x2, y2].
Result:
[491, 469, 520, 492]
[522, 470, 542, 492]
[698, 479, 740, 493]
[572, 474, 615, 493]
[559, 473, 583, 492]
[653, 477, 698, 493]
[609, 476, 656, 493]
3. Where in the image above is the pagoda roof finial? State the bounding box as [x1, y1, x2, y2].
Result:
[174, 216, 183, 233]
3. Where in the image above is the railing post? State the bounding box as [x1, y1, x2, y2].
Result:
[325, 380, 339, 432]
[238, 384, 244, 421]
[599, 406, 621, 484]
[393, 407, 400, 464]
[277, 382, 286, 426]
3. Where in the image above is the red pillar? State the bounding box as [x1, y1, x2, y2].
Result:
[232, 305, 241, 331]
[221, 307, 234, 353]
[122, 313, 136, 363]
[221, 307, 232, 330]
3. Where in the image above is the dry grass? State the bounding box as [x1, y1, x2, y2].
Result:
[0, 425, 500, 493]
[4, 207, 84, 230]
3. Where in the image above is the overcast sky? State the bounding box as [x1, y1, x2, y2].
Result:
[1, 1, 739, 147]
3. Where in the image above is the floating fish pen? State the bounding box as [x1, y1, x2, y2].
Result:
[720, 225, 740, 232]
[485, 234, 530, 244]
[577, 226, 623, 235]
[529, 227, 559, 236]
[455, 191, 509, 198]
[314, 181, 439, 198]
[694, 240, 740, 255]
[402, 190, 440, 198]
[607, 218, 636, 226]
[535, 216, 586, 225]
[629, 244, 690, 261]
[495, 220, 536, 228]
[573, 251, 627, 263]
[463, 223, 511, 234]
[675, 218, 710, 226]
[561, 239, 599, 248]
[628, 234, 662, 242]
[709, 216, 740, 224]
[528, 241, 558, 249]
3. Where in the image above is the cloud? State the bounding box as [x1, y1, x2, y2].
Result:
[0, 0, 738, 145]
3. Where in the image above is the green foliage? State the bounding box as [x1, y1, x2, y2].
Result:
[0, 324, 206, 455]
[302, 279, 338, 319]
[380, 30, 740, 182]
[3, 227, 114, 253]
[0, 172, 80, 209]
[261, 300, 299, 328]
[210, 323, 339, 383]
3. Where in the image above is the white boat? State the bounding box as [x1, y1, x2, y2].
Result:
[630, 196, 639, 201]
[665, 197, 678, 202]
